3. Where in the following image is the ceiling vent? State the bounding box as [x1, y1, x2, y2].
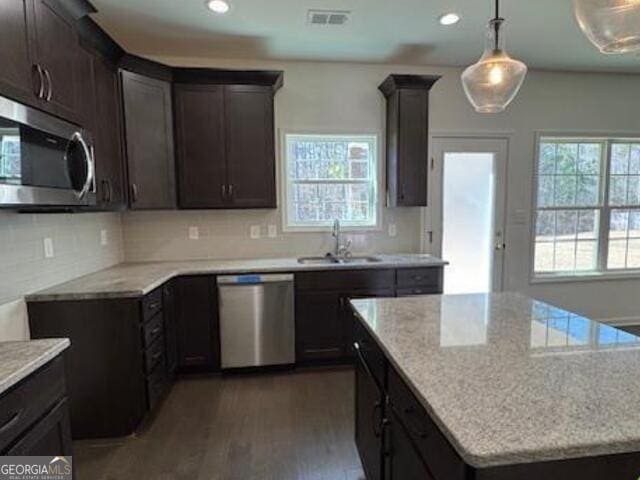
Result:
[307, 9, 351, 26]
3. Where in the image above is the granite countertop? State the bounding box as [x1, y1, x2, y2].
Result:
[0, 339, 70, 395]
[26, 254, 447, 302]
[351, 292, 640, 468]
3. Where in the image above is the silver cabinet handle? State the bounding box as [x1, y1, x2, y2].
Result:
[43, 68, 52, 102]
[131, 183, 139, 203]
[228, 184, 233, 198]
[32, 64, 45, 99]
[221, 184, 227, 199]
[72, 132, 94, 200]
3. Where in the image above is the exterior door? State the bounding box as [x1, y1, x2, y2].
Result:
[430, 137, 508, 293]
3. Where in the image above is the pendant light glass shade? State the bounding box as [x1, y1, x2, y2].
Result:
[574, 0, 640, 54]
[461, 18, 527, 113]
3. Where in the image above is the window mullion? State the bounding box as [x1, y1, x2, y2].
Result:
[599, 140, 612, 273]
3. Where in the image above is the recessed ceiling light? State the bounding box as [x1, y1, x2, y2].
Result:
[206, 0, 230, 14]
[438, 13, 461, 26]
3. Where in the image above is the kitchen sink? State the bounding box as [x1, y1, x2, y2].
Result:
[297, 255, 381, 265]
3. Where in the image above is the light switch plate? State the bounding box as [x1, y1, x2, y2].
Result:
[43, 238, 54, 258]
[388, 223, 397, 237]
[250, 225, 261, 239]
[100, 229, 108, 246]
[268, 225, 277, 238]
[188, 226, 199, 240]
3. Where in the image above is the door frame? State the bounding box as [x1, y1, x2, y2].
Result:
[425, 134, 511, 292]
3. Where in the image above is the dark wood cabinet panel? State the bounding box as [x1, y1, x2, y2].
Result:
[28, 299, 147, 439]
[29, 0, 80, 121]
[174, 276, 219, 370]
[93, 56, 125, 209]
[163, 281, 179, 375]
[355, 352, 385, 480]
[0, 0, 36, 105]
[74, 46, 96, 131]
[295, 291, 343, 362]
[389, 410, 434, 480]
[121, 70, 176, 210]
[174, 84, 226, 208]
[224, 85, 276, 208]
[295, 269, 395, 292]
[379, 74, 440, 207]
[6, 398, 72, 458]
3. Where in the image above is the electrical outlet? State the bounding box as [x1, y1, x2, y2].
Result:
[268, 225, 277, 238]
[43, 237, 54, 258]
[188, 226, 199, 240]
[388, 223, 397, 237]
[100, 229, 108, 246]
[250, 225, 261, 239]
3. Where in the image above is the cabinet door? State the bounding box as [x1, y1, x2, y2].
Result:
[7, 398, 72, 457]
[121, 70, 176, 210]
[397, 89, 428, 206]
[224, 85, 276, 208]
[174, 276, 219, 370]
[342, 289, 395, 360]
[295, 291, 343, 362]
[355, 352, 384, 480]
[174, 84, 226, 208]
[74, 47, 96, 132]
[30, 0, 80, 121]
[389, 411, 434, 480]
[0, 0, 36, 105]
[94, 57, 125, 209]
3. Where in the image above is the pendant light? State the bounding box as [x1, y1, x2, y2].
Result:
[574, 0, 640, 54]
[461, 0, 527, 113]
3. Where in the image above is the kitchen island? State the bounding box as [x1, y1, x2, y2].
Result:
[350, 292, 640, 479]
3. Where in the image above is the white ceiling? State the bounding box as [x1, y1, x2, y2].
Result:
[92, 0, 640, 72]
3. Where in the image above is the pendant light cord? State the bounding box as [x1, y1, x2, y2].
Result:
[493, 0, 501, 50]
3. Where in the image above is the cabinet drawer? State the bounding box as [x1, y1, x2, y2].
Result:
[143, 312, 164, 348]
[396, 268, 442, 289]
[295, 269, 395, 292]
[396, 286, 441, 297]
[0, 357, 65, 453]
[146, 360, 169, 411]
[353, 317, 386, 389]
[142, 288, 163, 322]
[388, 367, 466, 480]
[144, 335, 166, 374]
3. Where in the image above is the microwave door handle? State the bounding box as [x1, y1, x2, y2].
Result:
[74, 132, 94, 199]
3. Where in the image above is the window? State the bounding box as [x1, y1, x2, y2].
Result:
[532, 136, 640, 277]
[283, 133, 378, 229]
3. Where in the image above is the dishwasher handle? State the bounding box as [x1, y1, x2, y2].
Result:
[217, 274, 294, 285]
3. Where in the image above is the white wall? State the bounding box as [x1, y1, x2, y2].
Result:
[0, 212, 124, 339]
[130, 56, 640, 322]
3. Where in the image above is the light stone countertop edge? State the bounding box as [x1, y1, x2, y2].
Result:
[25, 254, 448, 302]
[0, 339, 70, 395]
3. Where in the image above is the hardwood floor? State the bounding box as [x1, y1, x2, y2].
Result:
[74, 367, 365, 480]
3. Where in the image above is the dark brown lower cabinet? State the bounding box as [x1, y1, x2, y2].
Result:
[174, 275, 220, 371]
[296, 291, 343, 362]
[388, 409, 433, 480]
[354, 344, 385, 480]
[0, 355, 72, 459]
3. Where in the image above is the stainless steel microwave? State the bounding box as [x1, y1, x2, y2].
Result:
[0, 95, 95, 208]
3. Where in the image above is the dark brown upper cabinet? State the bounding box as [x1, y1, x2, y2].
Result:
[379, 74, 440, 207]
[0, 0, 35, 105]
[93, 56, 125, 209]
[121, 70, 176, 210]
[173, 71, 282, 209]
[0, 0, 83, 123]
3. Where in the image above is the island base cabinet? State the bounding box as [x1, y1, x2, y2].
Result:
[355, 355, 384, 480]
[388, 411, 434, 480]
[6, 398, 72, 457]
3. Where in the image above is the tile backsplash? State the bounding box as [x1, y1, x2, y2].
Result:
[123, 209, 421, 262]
[0, 212, 124, 306]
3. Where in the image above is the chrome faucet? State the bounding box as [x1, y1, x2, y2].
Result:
[331, 219, 352, 259]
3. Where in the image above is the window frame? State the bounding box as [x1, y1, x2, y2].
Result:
[280, 130, 382, 232]
[531, 133, 640, 282]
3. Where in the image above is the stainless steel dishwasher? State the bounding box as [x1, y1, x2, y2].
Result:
[217, 274, 295, 369]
